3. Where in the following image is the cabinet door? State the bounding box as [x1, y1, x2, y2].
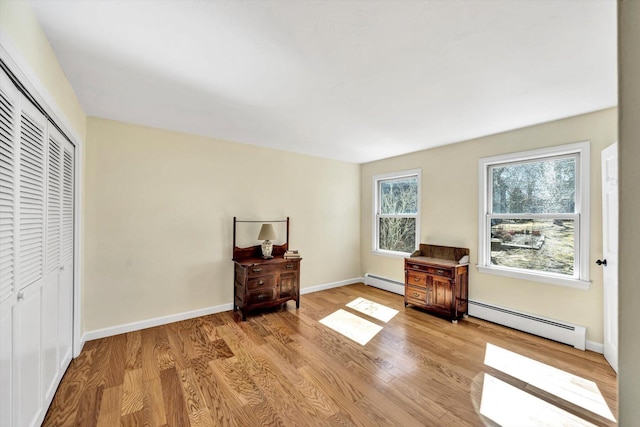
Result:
[429, 276, 453, 312]
[279, 272, 298, 298]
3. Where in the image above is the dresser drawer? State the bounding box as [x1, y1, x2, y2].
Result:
[407, 262, 453, 278]
[405, 285, 427, 305]
[245, 264, 280, 277]
[245, 262, 299, 277]
[407, 271, 427, 288]
[247, 275, 276, 290]
[247, 288, 277, 305]
[427, 266, 453, 278]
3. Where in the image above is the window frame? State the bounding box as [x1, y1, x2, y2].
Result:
[477, 142, 591, 289]
[372, 169, 421, 258]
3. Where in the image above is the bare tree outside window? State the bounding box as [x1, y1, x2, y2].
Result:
[375, 174, 419, 253]
[489, 156, 577, 276]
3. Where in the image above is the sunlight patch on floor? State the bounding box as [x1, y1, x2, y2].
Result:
[484, 343, 615, 422]
[346, 297, 399, 323]
[319, 309, 383, 345]
[480, 373, 597, 427]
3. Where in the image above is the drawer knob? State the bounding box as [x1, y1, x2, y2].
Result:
[286, 264, 294, 269]
[258, 280, 264, 285]
[414, 276, 420, 281]
[412, 292, 419, 298]
[252, 267, 262, 273]
[257, 294, 267, 300]
[437, 269, 444, 275]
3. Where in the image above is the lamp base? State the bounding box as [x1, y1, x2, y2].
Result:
[261, 240, 273, 258]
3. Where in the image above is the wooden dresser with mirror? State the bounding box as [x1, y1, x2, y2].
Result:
[232, 217, 301, 321]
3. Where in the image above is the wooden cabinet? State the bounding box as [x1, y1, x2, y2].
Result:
[404, 244, 469, 323]
[232, 217, 301, 321]
[233, 257, 300, 320]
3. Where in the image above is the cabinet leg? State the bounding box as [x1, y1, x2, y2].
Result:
[296, 299, 300, 309]
[242, 311, 247, 321]
[233, 305, 237, 312]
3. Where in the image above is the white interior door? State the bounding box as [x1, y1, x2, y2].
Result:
[601, 142, 618, 373]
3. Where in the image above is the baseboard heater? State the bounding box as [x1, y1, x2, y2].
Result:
[469, 300, 586, 350]
[364, 273, 404, 296]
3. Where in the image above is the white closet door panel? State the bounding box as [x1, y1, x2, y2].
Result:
[58, 265, 72, 367]
[0, 70, 19, 427]
[42, 126, 65, 399]
[18, 102, 46, 291]
[58, 138, 74, 369]
[16, 284, 43, 427]
[0, 302, 14, 427]
[0, 72, 19, 303]
[41, 274, 59, 402]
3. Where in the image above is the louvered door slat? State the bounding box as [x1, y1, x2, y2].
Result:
[61, 146, 73, 264]
[18, 108, 46, 290]
[46, 135, 61, 273]
[0, 82, 17, 302]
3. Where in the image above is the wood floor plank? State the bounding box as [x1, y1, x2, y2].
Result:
[44, 283, 618, 427]
[95, 385, 123, 427]
[125, 330, 143, 371]
[159, 367, 190, 427]
[142, 377, 167, 427]
[121, 369, 144, 415]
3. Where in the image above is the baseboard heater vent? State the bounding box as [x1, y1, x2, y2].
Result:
[469, 300, 586, 350]
[364, 273, 404, 296]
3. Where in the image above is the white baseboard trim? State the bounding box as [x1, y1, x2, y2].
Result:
[81, 278, 364, 343]
[363, 273, 405, 296]
[83, 303, 234, 342]
[300, 277, 364, 295]
[586, 340, 604, 354]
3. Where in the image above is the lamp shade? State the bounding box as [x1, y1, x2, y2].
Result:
[257, 223, 277, 241]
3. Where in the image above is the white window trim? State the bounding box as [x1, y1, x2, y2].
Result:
[477, 142, 591, 289]
[371, 168, 421, 257]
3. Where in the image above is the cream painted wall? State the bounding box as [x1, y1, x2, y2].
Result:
[84, 117, 361, 332]
[618, 0, 640, 423]
[0, 0, 86, 139]
[361, 108, 617, 344]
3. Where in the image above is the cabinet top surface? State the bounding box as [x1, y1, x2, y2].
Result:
[406, 256, 467, 268]
[233, 256, 302, 267]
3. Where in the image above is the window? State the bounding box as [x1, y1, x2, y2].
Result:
[372, 169, 421, 256]
[478, 142, 590, 289]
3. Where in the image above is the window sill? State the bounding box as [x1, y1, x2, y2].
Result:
[371, 249, 411, 259]
[476, 265, 591, 290]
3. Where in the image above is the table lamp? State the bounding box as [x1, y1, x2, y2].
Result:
[257, 223, 277, 258]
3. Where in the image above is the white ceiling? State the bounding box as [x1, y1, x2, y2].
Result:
[30, 0, 617, 164]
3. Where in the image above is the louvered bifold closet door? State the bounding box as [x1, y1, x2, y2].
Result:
[0, 67, 20, 427]
[1, 68, 75, 427]
[57, 136, 74, 371]
[42, 126, 64, 404]
[16, 99, 47, 427]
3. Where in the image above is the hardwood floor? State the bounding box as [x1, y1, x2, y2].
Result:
[43, 284, 618, 426]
